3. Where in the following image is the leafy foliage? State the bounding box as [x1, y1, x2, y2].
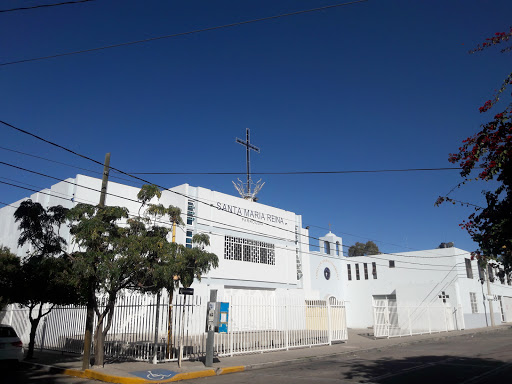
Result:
[0, 246, 19, 309]
[13, 200, 80, 359]
[437, 27, 512, 273]
[66, 185, 218, 365]
[348, 241, 380, 256]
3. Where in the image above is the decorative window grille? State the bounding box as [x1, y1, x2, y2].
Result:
[347, 265, 352, 281]
[355, 264, 360, 280]
[372, 262, 377, 279]
[363, 263, 369, 280]
[224, 235, 275, 265]
[185, 230, 193, 249]
[465, 258, 473, 279]
[470, 292, 478, 313]
[389, 260, 395, 268]
[186, 201, 195, 225]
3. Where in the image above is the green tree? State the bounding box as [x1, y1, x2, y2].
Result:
[436, 27, 512, 273]
[67, 185, 219, 366]
[348, 241, 380, 256]
[13, 200, 80, 359]
[0, 246, 20, 310]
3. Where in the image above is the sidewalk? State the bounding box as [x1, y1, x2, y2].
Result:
[22, 325, 511, 383]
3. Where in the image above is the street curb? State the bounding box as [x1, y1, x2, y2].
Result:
[24, 326, 510, 383]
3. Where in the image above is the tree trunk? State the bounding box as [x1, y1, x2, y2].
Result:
[93, 299, 115, 367]
[26, 317, 41, 359]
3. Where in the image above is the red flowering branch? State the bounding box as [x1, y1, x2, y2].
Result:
[439, 27, 512, 273]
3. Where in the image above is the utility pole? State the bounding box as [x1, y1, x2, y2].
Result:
[82, 153, 110, 370]
[485, 265, 495, 327]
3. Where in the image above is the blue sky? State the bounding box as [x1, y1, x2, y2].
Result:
[1, 0, 511, 255]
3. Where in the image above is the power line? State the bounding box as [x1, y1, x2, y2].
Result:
[128, 167, 461, 175]
[0, 145, 140, 184]
[0, 119, 476, 261]
[0, 0, 96, 13]
[0, 179, 467, 273]
[0, 166, 474, 267]
[0, 0, 369, 67]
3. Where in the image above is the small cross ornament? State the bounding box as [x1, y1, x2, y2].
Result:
[438, 291, 450, 303]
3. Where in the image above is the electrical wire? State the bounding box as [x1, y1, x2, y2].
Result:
[128, 168, 461, 175]
[0, 145, 141, 185]
[0, 119, 479, 261]
[0, 0, 369, 66]
[0, 0, 96, 13]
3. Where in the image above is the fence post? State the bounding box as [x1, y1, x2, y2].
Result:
[229, 295, 234, 357]
[326, 299, 332, 345]
[408, 307, 412, 336]
[285, 298, 289, 350]
[152, 292, 161, 364]
[427, 306, 431, 334]
[9, 304, 13, 326]
[444, 305, 448, 332]
[40, 316, 48, 352]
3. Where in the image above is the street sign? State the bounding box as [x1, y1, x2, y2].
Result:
[179, 288, 194, 295]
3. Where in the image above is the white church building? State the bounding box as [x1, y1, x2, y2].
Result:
[1, 174, 511, 356]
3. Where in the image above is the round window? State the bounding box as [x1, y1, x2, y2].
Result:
[324, 267, 331, 280]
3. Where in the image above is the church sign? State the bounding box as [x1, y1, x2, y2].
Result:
[215, 202, 285, 225]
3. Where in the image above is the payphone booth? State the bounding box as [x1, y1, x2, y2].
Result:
[206, 302, 229, 333]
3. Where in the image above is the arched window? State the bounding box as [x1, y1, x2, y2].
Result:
[336, 241, 340, 256]
[324, 241, 330, 254]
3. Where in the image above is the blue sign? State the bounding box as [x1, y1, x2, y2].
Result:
[130, 369, 178, 381]
[218, 302, 229, 333]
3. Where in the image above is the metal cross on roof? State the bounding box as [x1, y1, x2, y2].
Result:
[438, 291, 450, 303]
[233, 128, 264, 201]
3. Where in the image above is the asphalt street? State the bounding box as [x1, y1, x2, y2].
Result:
[1, 361, 96, 384]
[189, 330, 512, 383]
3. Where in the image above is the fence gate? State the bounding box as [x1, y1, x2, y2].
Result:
[372, 301, 465, 338]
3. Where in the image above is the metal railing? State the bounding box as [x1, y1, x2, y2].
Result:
[0, 292, 347, 362]
[373, 301, 465, 338]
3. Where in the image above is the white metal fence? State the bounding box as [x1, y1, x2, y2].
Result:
[373, 299, 465, 338]
[0, 292, 347, 362]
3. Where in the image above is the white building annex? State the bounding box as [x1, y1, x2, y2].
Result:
[1, 174, 511, 350]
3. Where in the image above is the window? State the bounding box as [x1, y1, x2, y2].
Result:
[389, 260, 395, 268]
[470, 292, 478, 313]
[347, 265, 352, 281]
[372, 262, 377, 279]
[465, 258, 473, 279]
[186, 230, 193, 249]
[355, 264, 360, 280]
[186, 201, 195, 225]
[478, 262, 485, 280]
[336, 242, 340, 256]
[363, 263, 369, 280]
[224, 235, 275, 265]
[324, 241, 330, 254]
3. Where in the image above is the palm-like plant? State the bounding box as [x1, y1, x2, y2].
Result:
[167, 206, 184, 243]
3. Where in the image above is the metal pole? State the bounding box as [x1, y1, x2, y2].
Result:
[152, 292, 161, 364]
[486, 267, 495, 326]
[246, 128, 250, 195]
[82, 152, 110, 370]
[205, 290, 217, 367]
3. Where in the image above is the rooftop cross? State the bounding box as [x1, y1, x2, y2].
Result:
[233, 128, 264, 201]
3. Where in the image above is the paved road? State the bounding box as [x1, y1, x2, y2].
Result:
[1, 361, 96, 384]
[189, 330, 512, 383]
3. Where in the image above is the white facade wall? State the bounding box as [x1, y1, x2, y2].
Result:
[1, 174, 511, 332]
